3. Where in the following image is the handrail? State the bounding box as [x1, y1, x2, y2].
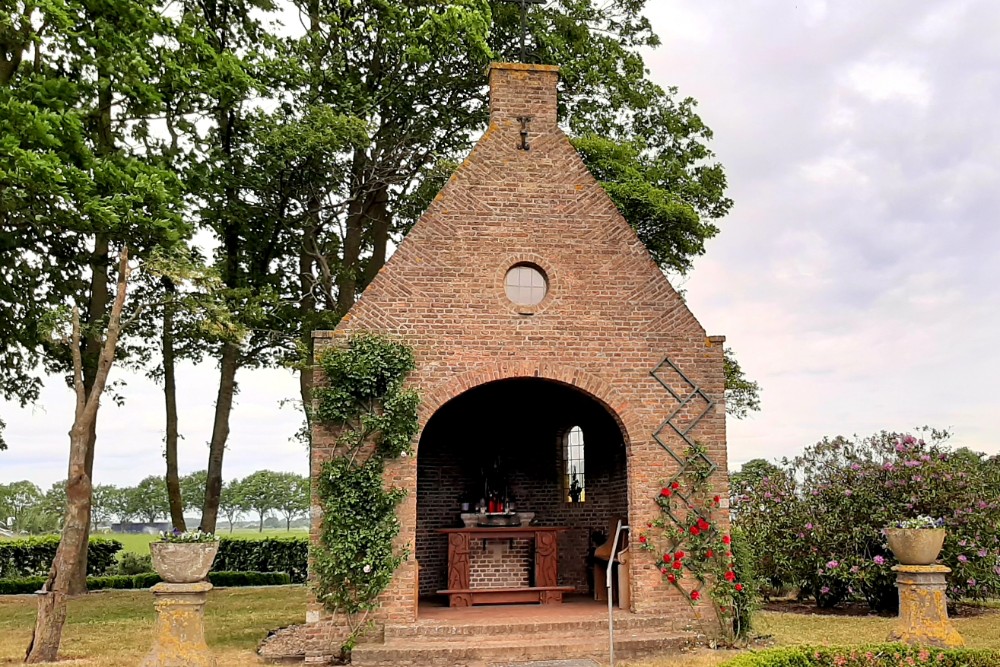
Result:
[606, 520, 629, 667]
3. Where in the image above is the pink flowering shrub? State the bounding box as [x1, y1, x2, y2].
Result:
[731, 429, 1000, 611]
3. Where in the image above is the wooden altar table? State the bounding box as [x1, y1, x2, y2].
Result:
[437, 526, 573, 607]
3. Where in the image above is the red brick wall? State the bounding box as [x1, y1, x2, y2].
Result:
[309, 62, 728, 640]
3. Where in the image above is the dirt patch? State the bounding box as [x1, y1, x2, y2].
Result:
[763, 599, 998, 618]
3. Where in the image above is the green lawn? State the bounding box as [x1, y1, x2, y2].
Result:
[109, 528, 307, 555]
[0, 585, 308, 666]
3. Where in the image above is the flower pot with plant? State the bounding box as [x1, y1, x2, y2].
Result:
[885, 516, 946, 565]
[149, 530, 220, 583]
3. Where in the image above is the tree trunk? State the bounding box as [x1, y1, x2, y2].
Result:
[199, 342, 240, 534]
[162, 291, 186, 531]
[26, 250, 129, 663]
[361, 183, 390, 289]
[258, 513, 263, 533]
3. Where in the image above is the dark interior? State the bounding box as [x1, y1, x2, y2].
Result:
[416, 378, 628, 598]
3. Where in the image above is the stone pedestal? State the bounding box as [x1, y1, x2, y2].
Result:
[887, 565, 963, 648]
[141, 581, 217, 667]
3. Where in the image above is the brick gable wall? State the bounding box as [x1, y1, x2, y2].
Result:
[307, 63, 728, 653]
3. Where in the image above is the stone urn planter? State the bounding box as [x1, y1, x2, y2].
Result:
[885, 528, 945, 565]
[150, 541, 219, 583]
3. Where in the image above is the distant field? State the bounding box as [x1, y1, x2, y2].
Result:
[107, 529, 307, 555]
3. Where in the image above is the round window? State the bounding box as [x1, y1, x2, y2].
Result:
[504, 264, 547, 306]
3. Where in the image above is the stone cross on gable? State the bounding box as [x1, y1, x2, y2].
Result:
[498, 0, 545, 62]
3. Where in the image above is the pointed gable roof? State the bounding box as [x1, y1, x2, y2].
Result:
[337, 62, 706, 345]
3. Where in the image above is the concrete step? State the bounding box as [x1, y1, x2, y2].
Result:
[382, 614, 671, 640]
[350, 630, 695, 666]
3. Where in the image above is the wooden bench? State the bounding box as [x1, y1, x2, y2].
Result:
[437, 586, 575, 606]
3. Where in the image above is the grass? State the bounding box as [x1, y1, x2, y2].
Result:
[0, 590, 997, 667]
[108, 528, 307, 556]
[0, 585, 308, 666]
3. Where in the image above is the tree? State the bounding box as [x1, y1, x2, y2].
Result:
[218, 479, 245, 533]
[106, 486, 139, 527]
[90, 484, 117, 531]
[26, 250, 133, 662]
[238, 471, 282, 532]
[0, 481, 42, 531]
[180, 470, 208, 517]
[273, 472, 309, 530]
[3, 0, 187, 599]
[131, 476, 169, 524]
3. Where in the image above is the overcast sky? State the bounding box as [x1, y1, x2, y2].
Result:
[2, 0, 998, 489]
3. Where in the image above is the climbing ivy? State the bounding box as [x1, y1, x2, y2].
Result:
[311, 333, 419, 649]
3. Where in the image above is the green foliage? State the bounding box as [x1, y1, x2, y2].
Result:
[312, 333, 417, 648]
[720, 645, 1000, 667]
[0, 536, 123, 578]
[724, 347, 762, 419]
[732, 430, 1000, 611]
[115, 552, 153, 576]
[237, 471, 285, 532]
[313, 457, 407, 615]
[729, 526, 763, 640]
[131, 475, 170, 524]
[0, 481, 42, 531]
[314, 333, 419, 459]
[0, 570, 292, 595]
[213, 536, 308, 583]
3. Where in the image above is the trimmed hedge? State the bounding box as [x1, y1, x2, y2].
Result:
[0, 537, 123, 578]
[721, 645, 1000, 667]
[213, 536, 307, 583]
[0, 571, 292, 595]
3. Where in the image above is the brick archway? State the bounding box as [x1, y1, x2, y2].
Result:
[416, 362, 634, 452]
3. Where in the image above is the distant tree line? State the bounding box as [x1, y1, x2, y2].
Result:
[0, 470, 309, 534]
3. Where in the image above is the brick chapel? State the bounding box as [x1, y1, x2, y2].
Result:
[307, 63, 730, 654]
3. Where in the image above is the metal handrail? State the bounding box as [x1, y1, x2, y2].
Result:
[606, 520, 629, 667]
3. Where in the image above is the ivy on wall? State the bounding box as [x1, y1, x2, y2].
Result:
[311, 333, 419, 650]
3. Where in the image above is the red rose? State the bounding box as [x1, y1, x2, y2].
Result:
[722, 535, 732, 545]
[697, 518, 710, 531]
[639, 535, 647, 544]
[735, 583, 743, 592]
[689, 526, 700, 536]
[661, 567, 669, 575]
[727, 551, 733, 558]
[724, 570, 736, 582]
[667, 573, 676, 583]
[691, 590, 701, 601]
[663, 553, 671, 562]
[674, 550, 685, 560]
[647, 523, 653, 528]
[713, 495, 721, 505]
[706, 549, 714, 558]
[671, 481, 680, 490]
[672, 561, 682, 570]
[660, 488, 672, 498]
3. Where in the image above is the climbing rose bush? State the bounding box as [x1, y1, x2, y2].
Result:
[731, 429, 1000, 611]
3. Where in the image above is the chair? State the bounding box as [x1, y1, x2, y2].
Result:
[592, 517, 630, 608]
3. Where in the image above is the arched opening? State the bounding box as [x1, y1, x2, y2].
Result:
[416, 377, 628, 604]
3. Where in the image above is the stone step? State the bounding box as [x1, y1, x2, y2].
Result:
[350, 630, 695, 666]
[382, 614, 671, 640]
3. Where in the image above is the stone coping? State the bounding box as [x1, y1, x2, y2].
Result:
[151, 581, 214, 594]
[891, 564, 951, 574]
[488, 62, 561, 74]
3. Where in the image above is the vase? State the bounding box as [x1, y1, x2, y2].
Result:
[885, 528, 945, 565]
[150, 542, 219, 583]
